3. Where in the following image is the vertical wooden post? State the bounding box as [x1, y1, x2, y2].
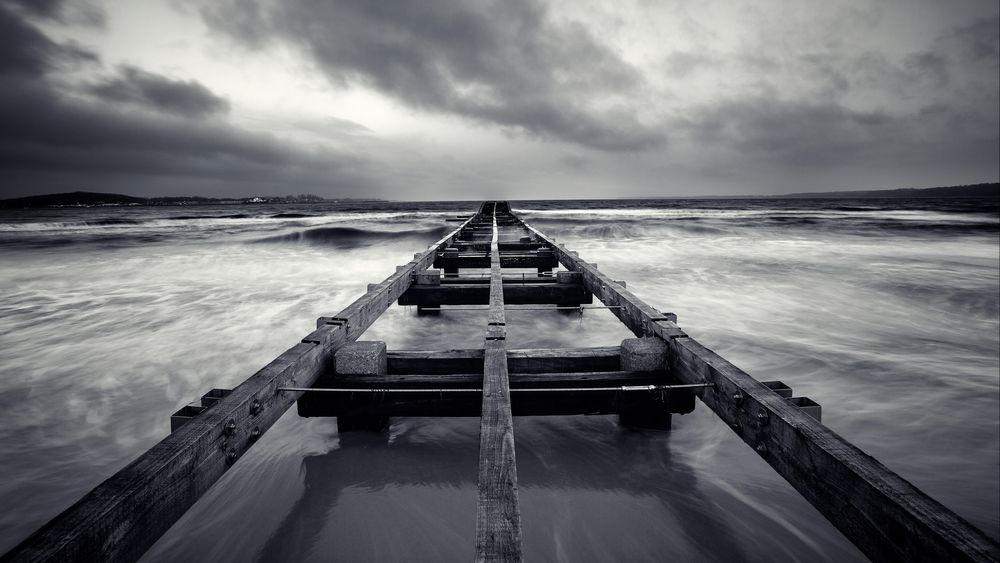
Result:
[618, 337, 672, 430]
[334, 341, 389, 431]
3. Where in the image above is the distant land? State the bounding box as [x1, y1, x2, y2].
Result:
[0, 183, 996, 208]
[0, 192, 382, 209]
[776, 182, 998, 199]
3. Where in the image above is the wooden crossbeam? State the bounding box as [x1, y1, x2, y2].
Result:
[386, 346, 621, 374]
[294, 371, 696, 417]
[521, 219, 1000, 563]
[475, 204, 523, 562]
[433, 252, 558, 270]
[398, 282, 592, 306]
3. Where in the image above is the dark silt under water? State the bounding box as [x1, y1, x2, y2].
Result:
[0, 198, 997, 561]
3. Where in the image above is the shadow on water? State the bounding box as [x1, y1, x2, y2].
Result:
[254, 416, 749, 563]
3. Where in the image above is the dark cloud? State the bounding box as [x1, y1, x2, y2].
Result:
[199, 0, 664, 152]
[675, 94, 998, 182]
[950, 14, 1000, 64]
[0, 7, 374, 198]
[88, 66, 231, 118]
[1, 0, 105, 27]
[0, 4, 96, 76]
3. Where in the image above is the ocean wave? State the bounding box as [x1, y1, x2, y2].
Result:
[250, 225, 450, 248]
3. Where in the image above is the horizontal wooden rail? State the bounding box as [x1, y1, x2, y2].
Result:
[294, 371, 697, 418]
[521, 218, 1000, 563]
[386, 346, 621, 375]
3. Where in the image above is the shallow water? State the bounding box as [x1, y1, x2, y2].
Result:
[0, 198, 997, 561]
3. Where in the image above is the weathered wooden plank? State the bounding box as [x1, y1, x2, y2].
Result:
[520, 217, 1000, 563]
[1, 211, 484, 563]
[432, 252, 559, 270]
[476, 207, 523, 562]
[386, 346, 621, 374]
[397, 282, 592, 306]
[295, 370, 696, 417]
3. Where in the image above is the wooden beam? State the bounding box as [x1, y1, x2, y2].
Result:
[295, 371, 696, 417]
[476, 204, 523, 562]
[397, 282, 592, 306]
[433, 252, 559, 270]
[386, 346, 621, 375]
[1, 212, 483, 563]
[521, 219, 1000, 563]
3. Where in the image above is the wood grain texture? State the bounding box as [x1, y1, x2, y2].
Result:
[386, 346, 621, 374]
[1, 211, 482, 563]
[475, 206, 523, 562]
[520, 217, 1000, 563]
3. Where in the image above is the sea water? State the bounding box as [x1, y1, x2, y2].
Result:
[0, 198, 996, 562]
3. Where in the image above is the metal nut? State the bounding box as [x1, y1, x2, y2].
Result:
[223, 419, 236, 437]
[250, 399, 262, 416]
[225, 447, 238, 465]
[249, 427, 261, 442]
[732, 392, 744, 405]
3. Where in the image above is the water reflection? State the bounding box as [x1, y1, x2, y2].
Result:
[253, 415, 751, 563]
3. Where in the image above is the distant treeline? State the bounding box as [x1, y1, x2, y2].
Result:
[778, 182, 998, 199]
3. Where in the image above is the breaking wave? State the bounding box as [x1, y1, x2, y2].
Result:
[250, 225, 450, 248]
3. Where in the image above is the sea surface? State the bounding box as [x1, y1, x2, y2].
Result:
[0, 198, 997, 562]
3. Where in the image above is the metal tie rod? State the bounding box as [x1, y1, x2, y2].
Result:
[278, 383, 714, 393]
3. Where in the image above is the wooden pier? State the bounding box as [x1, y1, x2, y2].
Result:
[2, 202, 998, 562]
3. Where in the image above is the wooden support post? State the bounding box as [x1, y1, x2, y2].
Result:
[618, 337, 672, 430]
[334, 341, 389, 432]
[476, 205, 523, 562]
[414, 268, 441, 315]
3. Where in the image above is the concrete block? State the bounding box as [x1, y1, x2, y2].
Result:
[620, 337, 668, 372]
[556, 271, 581, 284]
[414, 269, 441, 285]
[335, 341, 387, 375]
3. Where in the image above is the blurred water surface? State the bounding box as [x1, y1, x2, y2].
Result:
[0, 198, 997, 562]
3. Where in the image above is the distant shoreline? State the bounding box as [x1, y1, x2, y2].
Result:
[0, 183, 996, 208]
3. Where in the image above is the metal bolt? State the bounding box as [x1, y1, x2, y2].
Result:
[732, 392, 744, 405]
[757, 410, 769, 424]
[755, 443, 767, 455]
[250, 399, 261, 416]
[225, 447, 237, 465]
[223, 419, 236, 437]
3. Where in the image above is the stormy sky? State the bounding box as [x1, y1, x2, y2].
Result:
[0, 0, 997, 199]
